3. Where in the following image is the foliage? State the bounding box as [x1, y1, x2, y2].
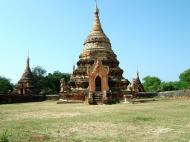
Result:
[32, 66, 70, 94]
[179, 69, 190, 89]
[0, 76, 13, 95]
[32, 66, 47, 77]
[175, 81, 189, 90]
[45, 71, 70, 94]
[143, 68, 190, 92]
[160, 82, 178, 91]
[179, 69, 190, 83]
[159, 69, 190, 91]
[32, 66, 47, 94]
[0, 130, 10, 142]
[142, 76, 161, 92]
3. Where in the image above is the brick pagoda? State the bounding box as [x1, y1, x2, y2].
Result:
[16, 56, 39, 95]
[69, 4, 129, 104]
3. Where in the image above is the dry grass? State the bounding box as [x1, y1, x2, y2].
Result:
[0, 99, 190, 142]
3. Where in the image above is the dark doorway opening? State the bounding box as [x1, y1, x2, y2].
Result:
[95, 76, 101, 91]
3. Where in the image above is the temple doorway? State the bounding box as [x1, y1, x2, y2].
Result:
[95, 76, 101, 91]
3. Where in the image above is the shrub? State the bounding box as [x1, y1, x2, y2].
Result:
[0, 130, 11, 142]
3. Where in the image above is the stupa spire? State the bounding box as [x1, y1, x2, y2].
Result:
[27, 49, 29, 68]
[137, 70, 139, 79]
[92, 0, 102, 32]
[25, 49, 30, 72]
[21, 51, 32, 80]
[94, 0, 99, 15]
[84, 1, 110, 44]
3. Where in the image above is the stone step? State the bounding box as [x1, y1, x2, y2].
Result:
[95, 96, 102, 98]
[95, 100, 102, 102]
[93, 92, 103, 104]
[94, 94, 103, 103]
[94, 97, 102, 100]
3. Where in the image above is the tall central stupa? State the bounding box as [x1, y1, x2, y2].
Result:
[69, 3, 129, 104]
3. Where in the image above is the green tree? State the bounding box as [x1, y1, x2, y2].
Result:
[46, 71, 70, 94]
[32, 66, 47, 77]
[32, 66, 71, 94]
[32, 66, 47, 94]
[179, 69, 190, 83]
[175, 81, 189, 90]
[179, 69, 190, 89]
[160, 81, 178, 91]
[142, 76, 161, 92]
[0, 76, 13, 94]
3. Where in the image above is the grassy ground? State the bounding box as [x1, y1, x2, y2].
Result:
[0, 99, 190, 142]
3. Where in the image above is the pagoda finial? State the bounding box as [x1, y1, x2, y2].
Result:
[21, 50, 32, 80]
[73, 64, 75, 71]
[84, 0, 110, 44]
[92, 0, 102, 32]
[27, 48, 30, 66]
[94, 0, 99, 15]
[136, 66, 139, 78]
[137, 71, 139, 78]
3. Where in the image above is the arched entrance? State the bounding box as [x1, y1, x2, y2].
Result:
[87, 60, 109, 104]
[95, 76, 101, 91]
[88, 60, 109, 93]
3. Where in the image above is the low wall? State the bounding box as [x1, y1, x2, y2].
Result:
[121, 91, 158, 99]
[46, 94, 59, 100]
[59, 91, 86, 101]
[158, 89, 190, 98]
[2, 90, 189, 104]
[0, 92, 86, 104]
[137, 92, 158, 98]
[0, 95, 46, 104]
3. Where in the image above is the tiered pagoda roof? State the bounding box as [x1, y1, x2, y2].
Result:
[69, 3, 129, 94]
[16, 56, 39, 95]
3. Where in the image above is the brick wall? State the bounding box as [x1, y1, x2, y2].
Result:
[158, 89, 190, 98]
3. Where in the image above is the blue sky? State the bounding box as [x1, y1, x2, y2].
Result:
[0, 0, 189, 83]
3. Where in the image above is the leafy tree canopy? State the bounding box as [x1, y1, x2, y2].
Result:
[160, 81, 178, 91]
[143, 76, 161, 92]
[46, 71, 70, 94]
[32, 66, 47, 77]
[179, 69, 190, 83]
[32, 66, 70, 94]
[32, 66, 47, 93]
[0, 76, 13, 94]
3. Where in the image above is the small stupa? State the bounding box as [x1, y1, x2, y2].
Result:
[16, 55, 39, 95]
[127, 71, 144, 93]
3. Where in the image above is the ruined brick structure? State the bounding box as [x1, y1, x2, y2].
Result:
[69, 4, 129, 104]
[127, 72, 145, 93]
[16, 56, 39, 95]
